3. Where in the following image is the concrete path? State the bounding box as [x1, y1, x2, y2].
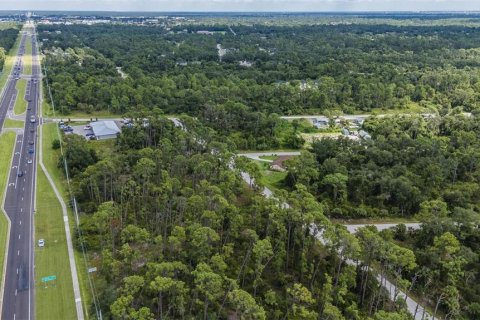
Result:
[38, 119, 85, 319]
[238, 151, 301, 162]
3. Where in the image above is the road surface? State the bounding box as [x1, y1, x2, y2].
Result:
[238, 151, 301, 162]
[0, 23, 39, 320]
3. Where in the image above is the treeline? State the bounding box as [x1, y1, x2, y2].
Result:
[0, 27, 19, 70]
[280, 114, 480, 318]
[285, 113, 480, 218]
[62, 115, 415, 319]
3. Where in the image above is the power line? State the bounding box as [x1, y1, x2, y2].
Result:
[39, 31, 103, 320]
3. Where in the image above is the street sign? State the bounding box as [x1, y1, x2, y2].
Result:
[41, 275, 56, 282]
[88, 267, 97, 273]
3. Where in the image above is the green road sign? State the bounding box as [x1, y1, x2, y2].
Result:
[41, 275, 56, 282]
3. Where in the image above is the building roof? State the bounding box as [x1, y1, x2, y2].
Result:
[91, 120, 120, 137]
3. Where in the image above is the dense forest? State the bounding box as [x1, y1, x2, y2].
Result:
[0, 26, 19, 70]
[39, 16, 480, 319]
[61, 115, 418, 319]
[39, 21, 480, 149]
[282, 114, 480, 318]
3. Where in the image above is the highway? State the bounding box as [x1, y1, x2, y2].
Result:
[0, 22, 40, 320]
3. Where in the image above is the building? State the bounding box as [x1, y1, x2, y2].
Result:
[91, 120, 121, 140]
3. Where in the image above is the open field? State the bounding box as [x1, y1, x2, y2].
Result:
[14, 79, 27, 115]
[0, 132, 16, 291]
[35, 168, 76, 320]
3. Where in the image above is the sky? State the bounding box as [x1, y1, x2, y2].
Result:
[1, 0, 480, 12]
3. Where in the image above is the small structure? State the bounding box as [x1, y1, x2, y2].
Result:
[91, 120, 121, 140]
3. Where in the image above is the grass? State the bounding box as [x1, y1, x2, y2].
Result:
[259, 155, 279, 161]
[54, 110, 120, 120]
[22, 35, 32, 75]
[0, 132, 16, 291]
[255, 161, 288, 193]
[35, 169, 76, 320]
[41, 123, 92, 318]
[14, 79, 27, 115]
[3, 118, 24, 129]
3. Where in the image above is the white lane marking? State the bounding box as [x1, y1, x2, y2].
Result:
[21, 197, 23, 201]
[19, 220, 21, 225]
[15, 289, 17, 296]
[20, 208, 23, 212]
[22, 187, 24, 191]
[16, 268, 18, 274]
[18, 234, 21, 240]
[17, 250, 19, 256]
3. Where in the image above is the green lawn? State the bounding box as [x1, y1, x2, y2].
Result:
[3, 118, 24, 129]
[255, 161, 288, 193]
[0, 132, 16, 291]
[41, 123, 92, 318]
[0, 29, 21, 93]
[14, 79, 27, 115]
[23, 35, 32, 75]
[35, 168, 76, 320]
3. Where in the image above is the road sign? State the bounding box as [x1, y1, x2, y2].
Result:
[41, 275, 56, 282]
[88, 267, 97, 273]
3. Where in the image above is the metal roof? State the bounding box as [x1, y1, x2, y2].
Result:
[91, 120, 120, 137]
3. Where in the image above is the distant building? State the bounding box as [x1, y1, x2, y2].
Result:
[91, 120, 121, 140]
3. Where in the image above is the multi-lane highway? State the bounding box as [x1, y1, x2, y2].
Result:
[0, 21, 40, 320]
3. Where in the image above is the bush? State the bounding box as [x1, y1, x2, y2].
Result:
[52, 139, 61, 149]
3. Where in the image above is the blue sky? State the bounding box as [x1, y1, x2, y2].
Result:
[1, 0, 480, 12]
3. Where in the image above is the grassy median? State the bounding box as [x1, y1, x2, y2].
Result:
[41, 123, 92, 318]
[3, 118, 24, 129]
[35, 168, 76, 320]
[23, 36, 32, 75]
[0, 132, 16, 291]
[14, 79, 27, 115]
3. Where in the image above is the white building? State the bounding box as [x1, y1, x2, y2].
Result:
[91, 120, 121, 140]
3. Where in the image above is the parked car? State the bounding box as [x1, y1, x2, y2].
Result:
[84, 125, 92, 130]
[38, 239, 45, 247]
[85, 132, 94, 136]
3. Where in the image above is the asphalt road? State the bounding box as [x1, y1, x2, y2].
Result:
[0, 23, 40, 320]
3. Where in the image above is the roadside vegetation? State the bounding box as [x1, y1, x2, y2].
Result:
[0, 132, 16, 291]
[40, 123, 92, 318]
[0, 25, 20, 93]
[35, 168, 76, 319]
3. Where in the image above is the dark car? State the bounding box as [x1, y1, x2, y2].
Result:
[17, 171, 23, 177]
[28, 141, 34, 145]
[28, 148, 34, 154]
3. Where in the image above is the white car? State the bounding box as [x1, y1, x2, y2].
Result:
[27, 159, 33, 164]
[38, 239, 45, 247]
[84, 125, 92, 130]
